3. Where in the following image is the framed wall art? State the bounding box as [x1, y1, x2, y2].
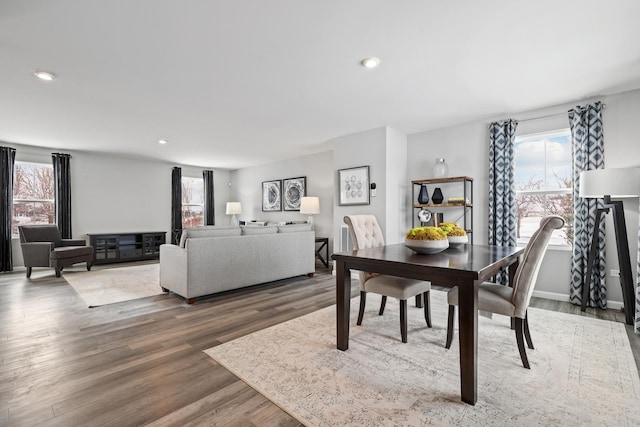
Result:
[282, 176, 306, 211]
[262, 180, 282, 211]
[338, 165, 370, 206]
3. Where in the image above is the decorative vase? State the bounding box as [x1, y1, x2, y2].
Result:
[432, 187, 444, 204]
[433, 158, 449, 178]
[418, 184, 429, 204]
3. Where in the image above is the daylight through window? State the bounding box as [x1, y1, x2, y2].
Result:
[182, 177, 204, 228]
[12, 162, 55, 236]
[514, 129, 572, 246]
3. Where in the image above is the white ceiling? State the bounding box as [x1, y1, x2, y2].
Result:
[1, 0, 640, 170]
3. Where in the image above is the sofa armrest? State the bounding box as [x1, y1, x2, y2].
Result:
[20, 242, 54, 267]
[61, 239, 87, 246]
[159, 244, 188, 297]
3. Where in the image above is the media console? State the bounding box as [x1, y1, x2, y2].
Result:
[88, 232, 166, 264]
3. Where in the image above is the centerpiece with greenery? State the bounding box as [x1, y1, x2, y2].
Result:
[405, 226, 449, 254]
[438, 222, 468, 248]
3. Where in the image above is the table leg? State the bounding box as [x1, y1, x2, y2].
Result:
[336, 260, 351, 351]
[458, 279, 479, 405]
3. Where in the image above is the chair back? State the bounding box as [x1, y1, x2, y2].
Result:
[343, 215, 385, 250]
[343, 215, 385, 289]
[511, 215, 565, 318]
[18, 225, 63, 247]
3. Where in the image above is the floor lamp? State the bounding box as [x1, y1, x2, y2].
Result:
[579, 168, 640, 325]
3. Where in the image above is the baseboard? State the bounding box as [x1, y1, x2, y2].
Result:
[532, 290, 624, 311]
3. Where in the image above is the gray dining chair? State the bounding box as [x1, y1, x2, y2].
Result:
[444, 215, 564, 368]
[344, 215, 432, 343]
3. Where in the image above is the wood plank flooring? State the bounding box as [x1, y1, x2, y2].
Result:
[1, 262, 638, 426]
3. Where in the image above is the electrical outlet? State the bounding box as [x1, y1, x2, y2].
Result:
[610, 269, 620, 278]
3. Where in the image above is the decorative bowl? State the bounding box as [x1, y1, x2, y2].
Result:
[404, 238, 449, 255]
[447, 235, 468, 249]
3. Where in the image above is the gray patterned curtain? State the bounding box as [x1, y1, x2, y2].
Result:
[0, 146, 16, 271]
[203, 170, 215, 226]
[171, 167, 182, 245]
[488, 119, 518, 285]
[52, 153, 72, 238]
[569, 101, 606, 309]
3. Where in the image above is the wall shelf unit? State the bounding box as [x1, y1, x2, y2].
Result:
[88, 232, 166, 264]
[411, 176, 474, 243]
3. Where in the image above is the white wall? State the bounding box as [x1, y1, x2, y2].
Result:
[331, 127, 388, 253]
[385, 127, 409, 244]
[407, 88, 640, 308]
[229, 150, 334, 244]
[8, 143, 230, 267]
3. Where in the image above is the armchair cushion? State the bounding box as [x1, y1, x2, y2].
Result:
[49, 245, 94, 260]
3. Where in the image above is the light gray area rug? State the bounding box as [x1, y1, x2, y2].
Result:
[205, 290, 640, 426]
[64, 264, 162, 307]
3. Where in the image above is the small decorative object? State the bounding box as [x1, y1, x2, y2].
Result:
[417, 184, 429, 204]
[439, 222, 468, 248]
[447, 197, 468, 205]
[262, 180, 281, 211]
[404, 226, 449, 254]
[433, 158, 449, 178]
[432, 187, 444, 204]
[338, 166, 370, 206]
[283, 176, 306, 211]
[417, 208, 432, 223]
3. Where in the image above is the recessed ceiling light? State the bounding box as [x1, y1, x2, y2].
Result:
[361, 57, 380, 69]
[34, 71, 55, 81]
[158, 139, 168, 145]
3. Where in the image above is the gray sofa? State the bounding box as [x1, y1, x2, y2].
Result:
[159, 224, 315, 303]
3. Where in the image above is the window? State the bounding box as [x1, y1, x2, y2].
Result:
[514, 129, 572, 246]
[12, 162, 55, 236]
[182, 176, 204, 228]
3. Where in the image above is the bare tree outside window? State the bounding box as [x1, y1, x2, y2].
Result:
[12, 162, 55, 236]
[514, 130, 572, 246]
[182, 177, 204, 228]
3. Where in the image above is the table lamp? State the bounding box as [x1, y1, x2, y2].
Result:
[226, 202, 242, 226]
[579, 167, 640, 325]
[300, 197, 320, 228]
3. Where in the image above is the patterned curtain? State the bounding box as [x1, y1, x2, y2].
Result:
[171, 167, 182, 245]
[0, 146, 16, 272]
[203, 170, 215, 226]
[569, 101, 606, 308]
[52, 153, 72, 238]
[488, 119, 518, 285]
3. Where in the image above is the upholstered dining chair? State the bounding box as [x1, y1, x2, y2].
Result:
[344, 215, 432, 343]
[19, 224, 94, 278]
[444, 215, 565, 368]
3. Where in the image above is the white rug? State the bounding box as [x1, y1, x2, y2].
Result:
[205, 291, 640, 426]
[64, 263, 163, 307]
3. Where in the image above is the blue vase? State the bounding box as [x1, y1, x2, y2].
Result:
[432, 187, 444, 204]
[418, 184, 429, 204]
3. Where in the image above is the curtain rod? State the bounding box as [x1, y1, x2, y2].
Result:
[488, 103, 606, 128]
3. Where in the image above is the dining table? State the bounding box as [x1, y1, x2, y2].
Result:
[332, 242, 524, 405]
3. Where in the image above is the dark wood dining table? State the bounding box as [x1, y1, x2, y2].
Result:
[332, 243, 524, 405]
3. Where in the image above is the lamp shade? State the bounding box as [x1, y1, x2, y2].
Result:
[300, 197, 320, 215]
[225, 202, 242, 215]
[579, 168, 640, 198]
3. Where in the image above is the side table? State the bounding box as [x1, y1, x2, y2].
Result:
[315, 237, 329, 268]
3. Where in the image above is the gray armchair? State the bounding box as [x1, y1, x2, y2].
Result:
[18, 225, 94, 278]
[444, 215, 565, 368]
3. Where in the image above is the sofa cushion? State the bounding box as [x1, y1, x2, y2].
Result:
[179, 226, 241, 247]
[241, 225, 278, 235]
[277, 223, 312, 233]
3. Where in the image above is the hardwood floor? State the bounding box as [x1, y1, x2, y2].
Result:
[1, 263, 638, 426]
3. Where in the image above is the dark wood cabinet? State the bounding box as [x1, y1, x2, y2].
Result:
[88, 232, 166, 264]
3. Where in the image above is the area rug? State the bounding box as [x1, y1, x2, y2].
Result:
[205, 290, 640, 426]
[64, 264, 162, 307]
